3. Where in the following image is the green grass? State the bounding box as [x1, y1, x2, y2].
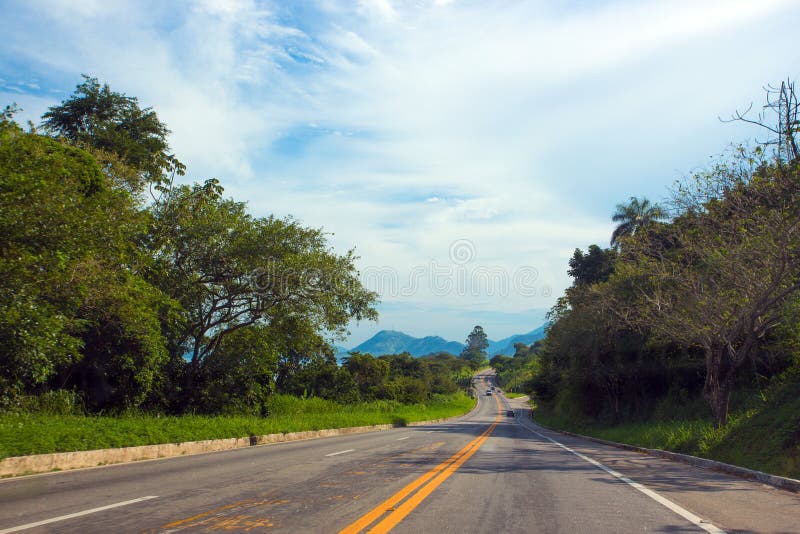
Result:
[0, 393, 475, 459]
[505, 392, 527, 399]
[533, 378, 800, 480]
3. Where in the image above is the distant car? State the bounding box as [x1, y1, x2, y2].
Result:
[506, 410, 514, 417]
[485, 391, 492, 395]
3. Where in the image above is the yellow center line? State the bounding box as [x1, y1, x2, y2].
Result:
[340, 395, 502, 534]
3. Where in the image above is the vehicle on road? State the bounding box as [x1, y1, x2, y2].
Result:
[486, 391, 492, 395]
[506, 410, 514, 416]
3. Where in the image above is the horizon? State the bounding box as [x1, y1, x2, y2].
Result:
[344, 317, 549, 349]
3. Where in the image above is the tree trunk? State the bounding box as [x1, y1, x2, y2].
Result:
[703, 345, 733, 428]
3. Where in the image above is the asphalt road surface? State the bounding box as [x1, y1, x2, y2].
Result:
[1, 371, 799, 533]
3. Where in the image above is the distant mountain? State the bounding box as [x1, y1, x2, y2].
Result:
[487, 324, 547, 356]
[350, 330, 463, 357]
[348, 325, 547, 358]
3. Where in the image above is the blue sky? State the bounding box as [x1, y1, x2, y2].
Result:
[2, 0, 799, 346]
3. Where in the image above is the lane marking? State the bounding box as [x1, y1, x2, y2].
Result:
[339, 432, 489, 534]
[326, 449, 355, 457]
[340, 395, 501, 534]
[369, 427, 495, 533]
[518, 419, 725, 534]
[396, 437, 409, 441]
[0, 496, 158, 534]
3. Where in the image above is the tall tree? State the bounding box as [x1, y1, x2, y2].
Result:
[0, 115, 170, 408]
[41, 75, 184, 190]
[726, 79, 799, 163]
[568, 245, 616, 286]
[149, 180, 378, 396]
[461, 325, 489, 370]
[610, 196, 666, 248]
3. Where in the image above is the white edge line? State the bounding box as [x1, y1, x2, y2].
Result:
[518, 417, 725, 534]
[0, 495, 158, 534]
[397, 436, 409, 441]
[325, 449, 355, 457]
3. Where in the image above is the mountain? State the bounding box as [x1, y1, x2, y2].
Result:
[347, 325, 547, 358]
[487, 324, 547, 356]
[350, 330, 463, 357]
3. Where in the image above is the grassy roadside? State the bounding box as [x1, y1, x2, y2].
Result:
[0, 393, 475, 460]
[505, 392, 527, 399]
[532, 379, 800, 480]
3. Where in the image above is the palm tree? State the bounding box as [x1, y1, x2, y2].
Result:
[610, 196, 666, 247]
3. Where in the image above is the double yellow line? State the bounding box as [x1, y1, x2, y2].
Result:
[340, 395, 502, 534]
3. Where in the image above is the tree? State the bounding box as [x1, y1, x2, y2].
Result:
[725, 79, 799, 163]
[461, 326, 489, 370]
[41, 75, 184, 190]
[149, 180, 378, 398]
[609, 154, 800, 426]
[343, 353, 390, 400]
[489, 354, 512, 373]
[568, 245, 616, 285]
[610, 197, 666, 248]
[194, 325, 279, 415]
[0, 115, 170, 408]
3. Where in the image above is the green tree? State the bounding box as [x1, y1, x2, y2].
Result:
[343, 353, 390, 400]
[461, 325, 489, 370]
[568, 245, 616, 286]
[609, 154, 800, 426]
[195, 325, 279, 415]
[0, 115, 170, 408]
[149, 181, 378, 401]
[41, 75, 184, 190]
[610, 196, 666, 248]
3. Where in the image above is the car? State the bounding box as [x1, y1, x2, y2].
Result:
[485, 390, 492, 395]
[506, 410, 515, 416]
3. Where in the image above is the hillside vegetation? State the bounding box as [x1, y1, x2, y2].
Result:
[0, 78, 478, 428]
[508, 80, 800, 478]
[0, 393, 474, 459]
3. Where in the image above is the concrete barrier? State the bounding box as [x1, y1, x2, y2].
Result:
[0, 400, 480, 478]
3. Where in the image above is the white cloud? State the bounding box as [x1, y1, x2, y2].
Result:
[3, 0, 799, 341]
[357, 0, 396, 21]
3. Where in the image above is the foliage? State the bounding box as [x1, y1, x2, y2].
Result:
[610, 196, 666, 248]
[607, 155, 800, 426]
[567, 245, 616, 286]
[0, 77, 381, 416]
[0, 393, 475, 459]
[0, 117, 170, 410]
[534, 374, 800, 479]
[150, 180, 377, 374]
[194, 325, 278, 415]
[532, 81, 800, 440]
[40, 75, 184, 189]
[460, 325, 489, 369]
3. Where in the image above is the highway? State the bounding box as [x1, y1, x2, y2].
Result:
[1, 371, 799, 533]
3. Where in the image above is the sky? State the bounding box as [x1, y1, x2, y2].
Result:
[2, 0, 799, 346]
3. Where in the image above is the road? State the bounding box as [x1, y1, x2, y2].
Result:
[1, 371, 799, 533]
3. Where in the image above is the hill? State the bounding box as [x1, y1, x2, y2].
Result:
[345, 326, 547, 358]
[350, 330, 463, 357]
[486, 325, 547, 356]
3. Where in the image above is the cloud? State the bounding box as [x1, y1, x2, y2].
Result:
[2, 0, 799, 342]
